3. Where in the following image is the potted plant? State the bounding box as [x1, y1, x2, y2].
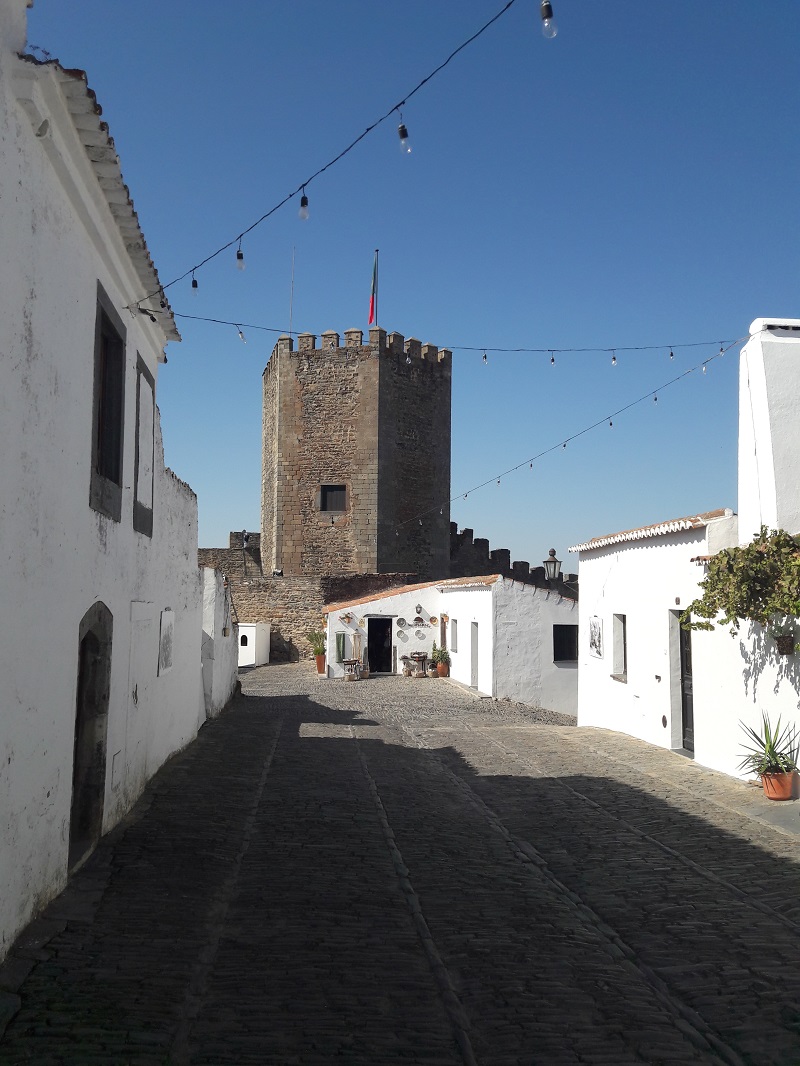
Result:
[307, 630, 327, 675]
[738, 712, 798, 800]
[435, 646, 451, 678]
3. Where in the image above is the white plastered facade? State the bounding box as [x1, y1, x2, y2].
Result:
[572, 318, 800, 781]
[0, 2, 233, 959]
[324, 576, 578, 716]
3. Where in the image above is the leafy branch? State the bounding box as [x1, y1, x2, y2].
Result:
[680, 526, 800, 636]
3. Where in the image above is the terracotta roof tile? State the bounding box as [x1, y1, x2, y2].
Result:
[569, 509, 733, 554]
[324, 575, 500, 614]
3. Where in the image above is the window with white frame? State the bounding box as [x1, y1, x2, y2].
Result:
[451, 618, 458, 653]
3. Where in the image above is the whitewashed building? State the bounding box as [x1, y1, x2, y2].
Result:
[0, 1, 235, 960]
[571, 318, 800, 781]
[324, 574, 578, 716]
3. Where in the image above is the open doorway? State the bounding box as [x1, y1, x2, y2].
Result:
[367, 618, 393, 673]
[69, 602, 113, 871]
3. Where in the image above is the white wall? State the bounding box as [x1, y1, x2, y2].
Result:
[0, 37, 204, 959]
[575, 519, 736, 749]
[326, 588, 443, 679]
[201, 569, 239, 718]
[738, 319, 800, 544]
[238, 623, 270, 668]
[438, 586, 495, 695]
[493, 580, 578, 716]
[692, 614, 800, 781]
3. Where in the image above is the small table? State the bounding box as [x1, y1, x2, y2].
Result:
[409, 653, 427, 675]
[342, 658, 362, 680]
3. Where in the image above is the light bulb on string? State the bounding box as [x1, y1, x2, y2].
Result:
[236, 326, 246, 343]
[719, 344, 724, 356]
[562, 442, 567, 449]
[299, 188, 309, 221]
[482, 351, 487, 364]
[418, 518, 423, 526]
[611, 351, 617, 366]
[654, 394, 658, 403]
[529, 462, 532, 469]
[703, 365, 707, 374]
[159, 290, 167, 309]
[609, 420, 613, 427]
[550, 352, 555, 366]
[191, 272, 198, 295]
[406, 354, 412, 365]
[540, 0, 558, 38]
[236, 241, 245, 270]
[397, 113, 412, 154]
[669, 349, 674, 360]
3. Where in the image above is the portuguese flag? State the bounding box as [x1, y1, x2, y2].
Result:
[368, 249, 378, 325]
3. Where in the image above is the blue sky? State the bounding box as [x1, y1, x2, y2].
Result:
[28, 1, 800, 567]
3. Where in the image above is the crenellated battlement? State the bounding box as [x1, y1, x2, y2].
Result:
[267, 329, 451, 365]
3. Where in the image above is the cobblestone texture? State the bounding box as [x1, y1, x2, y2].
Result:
[1, 664, 799, 1065]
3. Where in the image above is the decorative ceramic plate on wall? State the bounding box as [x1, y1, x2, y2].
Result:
[396, 618, 406, 627]
[429, 616, 438, 625]
[416, 629, 425, 639]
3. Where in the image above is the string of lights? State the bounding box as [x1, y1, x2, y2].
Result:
[146, 307, 739, 360]
[136, 0, 538, 308]
[393, 334, 749, 535]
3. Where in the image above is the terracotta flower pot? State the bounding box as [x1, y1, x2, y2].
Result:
[315, 654, 326, 675]
[436, 662, 449, 677]
[761, 770, 796, 801]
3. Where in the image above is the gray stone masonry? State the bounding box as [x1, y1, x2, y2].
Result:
[3, 664, 800, 1065]
[260, 329, 451, 582]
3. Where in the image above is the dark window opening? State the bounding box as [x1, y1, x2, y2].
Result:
[553, 624, 578, 662]
[321, 484, 346, 512]
[240, 634, 248, 647]
[90, 285, 126, 522]
[133, 355, 155, 537]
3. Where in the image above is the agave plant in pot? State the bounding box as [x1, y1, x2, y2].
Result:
[738, 713, 798, 801]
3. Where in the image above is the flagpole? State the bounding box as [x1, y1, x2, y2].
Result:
[375, 248, 379, 328]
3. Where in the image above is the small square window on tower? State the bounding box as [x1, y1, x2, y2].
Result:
[320, 484, 347, 512]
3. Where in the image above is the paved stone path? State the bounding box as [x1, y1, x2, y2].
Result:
[2, 664, 800, 1065]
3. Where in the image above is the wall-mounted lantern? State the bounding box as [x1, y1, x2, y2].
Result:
[543, 548, 562, 584]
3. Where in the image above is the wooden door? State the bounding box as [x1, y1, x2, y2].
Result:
[679, 625, 694, 752]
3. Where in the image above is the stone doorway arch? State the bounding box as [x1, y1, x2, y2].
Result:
[69, 601, 113, 871]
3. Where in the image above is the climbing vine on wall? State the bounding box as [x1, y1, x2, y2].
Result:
[680, 527, 800, 636]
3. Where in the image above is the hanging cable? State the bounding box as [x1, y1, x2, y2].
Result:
[391, 335, 747, 534]
[137, 0, 520, 302]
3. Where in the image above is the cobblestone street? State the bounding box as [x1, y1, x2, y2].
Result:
[2, 664, 800, 1065]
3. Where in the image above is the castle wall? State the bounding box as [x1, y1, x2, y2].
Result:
[222, 571, 417, 662]
[376, 332, 452, 580]
[259, 328, 451, 581]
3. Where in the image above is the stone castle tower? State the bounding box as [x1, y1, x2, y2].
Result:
[260, 326, 452, 581]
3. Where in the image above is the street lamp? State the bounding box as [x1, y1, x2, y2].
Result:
[543, 548, 562, 583]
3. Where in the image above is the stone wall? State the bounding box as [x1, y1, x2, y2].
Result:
[223, 569, 417, 662]
[450, 524, 578, 600]
[198, 531, 262, 582]
[377, 330, 452, 580]
[260, 328, 451, 582]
